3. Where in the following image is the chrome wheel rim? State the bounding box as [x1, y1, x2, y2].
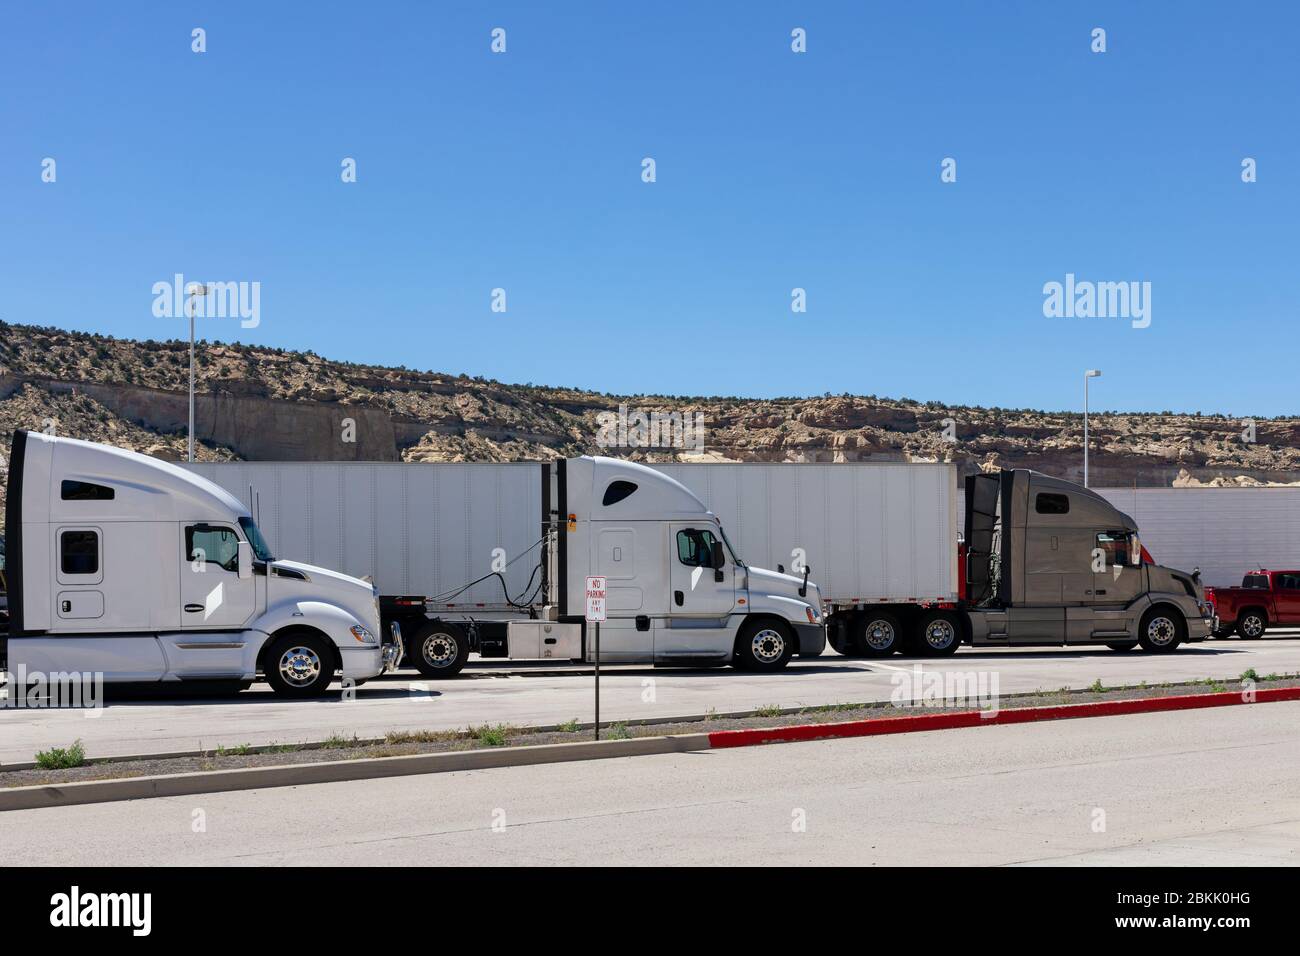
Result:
[924, 619, 956, 650]
[1241, 615, 1263, 638]
[1147, 616, 1177, 646]
[279, 646, 321, 686]
[421, 633, 458, 668]
[751, 628, 786, 663]
[863, 619, 896, 651]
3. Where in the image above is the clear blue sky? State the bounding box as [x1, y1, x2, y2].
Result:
[1, 2, 1296, 415]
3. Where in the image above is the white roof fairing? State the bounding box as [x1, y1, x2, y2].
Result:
[586, 456, 712, 521]
[26, 432, 251, 523]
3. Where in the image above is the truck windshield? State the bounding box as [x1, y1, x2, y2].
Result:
[238, 516, 275, 562]
[718, 524, 744, 567]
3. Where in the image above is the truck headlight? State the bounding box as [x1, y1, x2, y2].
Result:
[350, 624, 378, 645]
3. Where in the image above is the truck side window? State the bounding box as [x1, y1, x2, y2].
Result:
[1095, 531, 1129, 568]
[61, 480, 115, 501]
[186, 525, 242, 572]
[60, 530, 99, 575]
[1035, 493, 1069, 515]
[676, 529, 718, 568]
[602, 480, 638, 506]
[1279, 574, 1300, 590]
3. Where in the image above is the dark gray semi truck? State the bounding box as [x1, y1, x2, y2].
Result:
[826, 468, 1214, 657]
[958, 469, 1212, 652]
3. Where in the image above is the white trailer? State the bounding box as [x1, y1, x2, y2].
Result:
[655, 462, 958, 607]
[187, 460, 958, 608]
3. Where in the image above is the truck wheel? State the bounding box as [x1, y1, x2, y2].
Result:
[1138, 607, 1184, 653]
[411, 621, 470, 678]
[265, 632, 336, 697]
[1236, 612, 1267, 640]
[914, 610, 961, 657]
[854, 613, 903, 657]
[735, 619, 794, 671]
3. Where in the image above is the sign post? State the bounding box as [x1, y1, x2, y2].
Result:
[585, 575, 607, 740]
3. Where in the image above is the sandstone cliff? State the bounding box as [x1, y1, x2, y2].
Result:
[3, 320, 1299, 529]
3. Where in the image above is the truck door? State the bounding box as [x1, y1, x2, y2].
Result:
[179, 523, 257, 630]
[1091, 531, 1143, 607]
[1273, 573, 1300, 622]
[1069, 530, 1146, 642]
[668, 525, 735, 617]
[658, 524, 736, 661]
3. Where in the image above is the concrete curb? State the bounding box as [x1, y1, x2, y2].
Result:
[706, 685, 1300, 748]
[0, 733, 712, 812]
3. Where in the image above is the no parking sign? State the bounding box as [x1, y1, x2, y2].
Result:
[585, 576, 607, 622]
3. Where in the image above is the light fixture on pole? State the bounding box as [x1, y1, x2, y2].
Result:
[1084, 369, 1102, 487]
[187, 283, 210, 463]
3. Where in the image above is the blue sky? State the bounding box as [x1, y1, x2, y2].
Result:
[1, 2, 1296, 415]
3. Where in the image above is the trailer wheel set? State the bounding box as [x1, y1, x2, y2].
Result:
[832, 608, 962, 658]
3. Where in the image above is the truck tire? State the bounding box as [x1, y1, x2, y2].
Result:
[264, 632, 336, 697]
[734, 619, 794, 671]
[853, 612, 903, 657]
[410, 621, 470, 678]
[913, 610, 961, 657]
[1236, 611, 1267, 640]
[1138, 606, 1184, 653]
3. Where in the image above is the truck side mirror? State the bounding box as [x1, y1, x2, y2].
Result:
[237, 540, 253, 580]
[711, 540, 725, 582]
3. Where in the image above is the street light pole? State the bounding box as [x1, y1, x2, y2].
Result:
[1084, 369, 1102, 487]
[187, 284, 210, 463]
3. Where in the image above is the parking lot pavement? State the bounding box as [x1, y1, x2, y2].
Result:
[4, 701, 1297, 866]
[2, 635, 1298, 765]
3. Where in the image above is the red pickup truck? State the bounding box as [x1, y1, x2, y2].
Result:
[1204, 570, 1300, 638]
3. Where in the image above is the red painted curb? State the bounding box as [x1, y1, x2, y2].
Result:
[706, 685, 1300, 749]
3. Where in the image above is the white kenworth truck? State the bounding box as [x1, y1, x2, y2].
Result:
[1, 430, 401, 697]
[190, 456, 829, 677]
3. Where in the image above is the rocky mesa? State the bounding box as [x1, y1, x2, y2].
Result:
[3, 320, 1299, 529]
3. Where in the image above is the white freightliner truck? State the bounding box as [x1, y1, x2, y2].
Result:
[187, 457, 1211, 677]
[1, 430, 402, 697]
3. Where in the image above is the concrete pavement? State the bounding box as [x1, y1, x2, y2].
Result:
[2, 636, 1299, 765]
[3, 701, 1297, 866]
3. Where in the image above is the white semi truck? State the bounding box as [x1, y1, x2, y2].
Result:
[1, 430, 402, 697]
[187, 457, 1211, 676]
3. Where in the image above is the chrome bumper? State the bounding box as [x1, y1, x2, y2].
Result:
[381, 621, 404, 674]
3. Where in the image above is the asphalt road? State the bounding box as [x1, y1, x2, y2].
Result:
[3, 701, 1297, 866]
[2, 635, 1299, 765]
